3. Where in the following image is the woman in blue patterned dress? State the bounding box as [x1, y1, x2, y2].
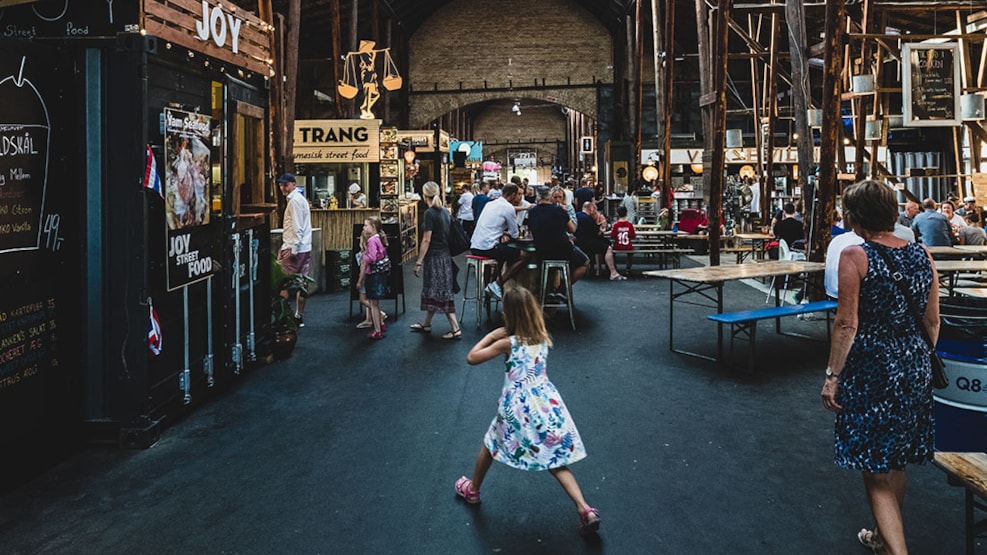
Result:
[454, 286, 600, 535]
[821, 180, 939, 554]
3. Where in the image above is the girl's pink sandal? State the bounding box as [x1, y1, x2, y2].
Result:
[454, 476, 480, 504]
[579, 507, 601, 535]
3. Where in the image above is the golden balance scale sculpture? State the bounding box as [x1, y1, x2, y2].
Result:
[337, 40, 402, 119]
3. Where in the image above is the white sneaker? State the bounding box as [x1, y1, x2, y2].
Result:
[484, 281, 503, 300]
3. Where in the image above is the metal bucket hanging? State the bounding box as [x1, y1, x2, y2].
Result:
[961, 93, 985, 121]
[725, 129, 743, 148]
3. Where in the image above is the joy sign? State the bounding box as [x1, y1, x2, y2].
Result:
[194, 0, 242, 54]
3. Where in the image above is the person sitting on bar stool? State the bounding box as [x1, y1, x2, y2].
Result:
[469, 184, 531, 301]
[575, 201, 625, 280]
[527, 186, 589, 300]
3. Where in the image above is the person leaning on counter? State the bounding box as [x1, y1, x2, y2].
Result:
[348, 183, 367, 208]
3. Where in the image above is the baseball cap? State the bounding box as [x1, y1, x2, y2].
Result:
[277, 173, 296, 183]
[964, 196, 976, 203]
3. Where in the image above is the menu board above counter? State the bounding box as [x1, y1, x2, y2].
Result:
[903, 42, 962, 128]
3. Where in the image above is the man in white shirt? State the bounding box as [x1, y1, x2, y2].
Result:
[470, 184, 530, 299]
[277, 173, 313, 326]
[824, 229, 863, 300]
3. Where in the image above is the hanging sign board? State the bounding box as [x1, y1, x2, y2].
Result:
[902, 42, 962, 127]
[143, 0, 273, 76]
[293, 119, 381, 164]
[972, 173, 987, 210]
[644, 146, 887, 166]
[163, 108, 216, 291]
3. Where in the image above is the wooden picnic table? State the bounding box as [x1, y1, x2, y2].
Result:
[934, 452, 987, 555]
[732, 232, 775, 262]
[644, 261, 827, 362]
[934, 259, 987, 296]
[928, 246, 987, 258]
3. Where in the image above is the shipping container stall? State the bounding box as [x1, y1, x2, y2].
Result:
[0, 0, 275, 488]
[0, 39, 83, 491]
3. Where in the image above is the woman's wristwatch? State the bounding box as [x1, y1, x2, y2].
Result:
[825, 367, 840, 379]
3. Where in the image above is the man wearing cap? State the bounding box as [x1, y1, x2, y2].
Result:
[277, 173, 313, 326]
[962, 196, 980, 221]
[348, 183, 367, 208]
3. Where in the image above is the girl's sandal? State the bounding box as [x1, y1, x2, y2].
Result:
[454, 476, 480, 504]
[442, 328, 462, 340]
[579, 507, 601, 535]
[409, 322, 432, 333]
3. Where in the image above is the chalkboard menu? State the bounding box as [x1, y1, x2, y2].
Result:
[0, 40, 80, 479]
[902, 42, 962, 127]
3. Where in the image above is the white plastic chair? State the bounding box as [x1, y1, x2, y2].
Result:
[766, 238, 807, 303]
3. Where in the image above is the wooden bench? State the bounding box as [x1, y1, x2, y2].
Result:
[934, 452, 987, 555]
[706, 300, 837, 372]
[613, 248, 693, 271]
[721, 246, 756, 264]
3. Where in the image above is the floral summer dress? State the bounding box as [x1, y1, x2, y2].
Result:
[484, 336, 587, 471]
[834, 242, 935, 472]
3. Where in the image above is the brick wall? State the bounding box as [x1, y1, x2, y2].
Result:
[474, 98, 566, 171]
[408, 0, 613, 127]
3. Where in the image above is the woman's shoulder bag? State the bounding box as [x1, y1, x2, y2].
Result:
[869, 242, 948, 389]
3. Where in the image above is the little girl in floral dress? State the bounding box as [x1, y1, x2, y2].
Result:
[454, 286, 600, 535]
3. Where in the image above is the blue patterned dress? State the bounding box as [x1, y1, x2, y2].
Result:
[834, 242, 935, 472]
[484, 336, 587, 471]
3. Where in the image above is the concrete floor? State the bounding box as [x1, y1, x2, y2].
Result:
[0, 256, 973, 554]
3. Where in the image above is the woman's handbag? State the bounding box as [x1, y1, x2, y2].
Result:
[870, 243, 948, 389]
[448, 219, 470, 257]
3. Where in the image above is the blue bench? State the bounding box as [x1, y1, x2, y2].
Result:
[707, 300, 838, 373]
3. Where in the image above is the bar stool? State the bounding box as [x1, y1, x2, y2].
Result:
[462, 255, 500, 328]
[539, 260, 576, 330]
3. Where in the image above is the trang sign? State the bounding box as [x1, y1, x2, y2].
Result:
[293, 120, 381, 163]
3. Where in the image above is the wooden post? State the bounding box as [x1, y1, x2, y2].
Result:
[652, 0, 665, 188]
[853, 0, 873, 183]
[633, 0, 644, 194]
[283, 0, 301, 174]
[696, 0, 731, 266]
[260, 0, 281, 177]
[787, 0, 815, 231]
[764, 14, 779, 222]
[815, 0, 846, 262]
[349, 0, 359, 119]
[330, 0, 343, 118]
[658, 0, 676, 206]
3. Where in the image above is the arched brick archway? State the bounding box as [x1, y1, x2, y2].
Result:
[407, 0, 612, 128]
[409, 87, 598, 129]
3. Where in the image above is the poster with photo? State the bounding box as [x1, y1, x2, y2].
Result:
[163, 108, 216, 290]
[380, 160, 399, 178]
[380, 180, 397, 196]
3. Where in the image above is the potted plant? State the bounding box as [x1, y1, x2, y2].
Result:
[270, 253, 315, 360]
